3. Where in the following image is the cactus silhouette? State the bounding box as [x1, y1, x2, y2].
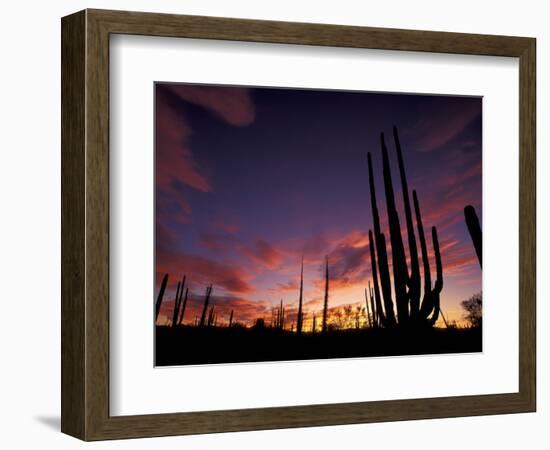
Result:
[199, 285, 213, 327]
[322, 257, 329, 333]
[296, 259, 304, 336]
[368, 283, 377, 327]
[171, 281, 181, 327]
[229, 309, 234, 327]
[177, 287, 189, 326]
[171, 275, 186, 327]
[364, 287, 373, 328]
[367, 127, 443, 327]
[280, 300, 286, 330]
[464, 205, 482, 267]
[155, 273, 169, 323]
[368, 230, 388, 327]
[312, 314, 317, 333]
[207, 305, 215, 327]
[274, 300, 286, 329]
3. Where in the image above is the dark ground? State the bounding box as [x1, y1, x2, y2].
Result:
[155, 325, 482, 366]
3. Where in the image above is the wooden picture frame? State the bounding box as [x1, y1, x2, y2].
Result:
[61, 8, 536, 441]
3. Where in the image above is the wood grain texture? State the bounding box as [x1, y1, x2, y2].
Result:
[61, 8, 536, 441]
[61, 10, 86, 439]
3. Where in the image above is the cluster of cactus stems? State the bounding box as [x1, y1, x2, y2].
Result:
[464, 205, 482, 268]
[155, 276, 240, 328]
[273, 300, 286, 330]
[367, 127, 443, 328]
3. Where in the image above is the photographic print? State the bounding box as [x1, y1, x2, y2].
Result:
[154, 83, 482, 367]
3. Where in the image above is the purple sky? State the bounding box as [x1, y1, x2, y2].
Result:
[155, 83, 482, 327]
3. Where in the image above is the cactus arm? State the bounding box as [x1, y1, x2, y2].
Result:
[413, 190, 435, 319]
[368, 153, 396, 325]
[393, 126, 421, 317]
[155, 273, 169, 322]
[428, 226, 443, 325]
[368, 229, 390, 326]
[432, 226, 443, 294]
[464, 205, 482, 267]
[380, 133, 409, 324]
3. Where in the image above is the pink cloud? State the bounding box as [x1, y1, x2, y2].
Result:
[155, 89, 210, 192]
[155, 85, 256, 231]
[157, 250, 254, 294]
[242, 239, 283, 269]
[164, 84, 255, 127]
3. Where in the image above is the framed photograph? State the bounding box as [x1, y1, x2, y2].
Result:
[61, 9, 536, 440]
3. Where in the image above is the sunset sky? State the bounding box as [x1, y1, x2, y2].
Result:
[155, 83, 482, 329]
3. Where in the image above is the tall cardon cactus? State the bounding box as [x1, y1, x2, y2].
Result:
[367, 127, 443, 328]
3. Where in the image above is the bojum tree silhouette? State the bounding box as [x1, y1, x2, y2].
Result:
[367, 127, 443, 328]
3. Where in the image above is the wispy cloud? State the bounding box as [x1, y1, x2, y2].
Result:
[155, 84, 256, 234]
[404, 97, 481, 152]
